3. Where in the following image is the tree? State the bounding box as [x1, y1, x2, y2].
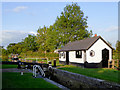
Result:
[7, 43, 17, 54]
[23, 34, 38, 52]
[116, 40, 120, 53]
[36, 26, 48, 52]
[45, 25, 60, 51]
[14, 42, 24, 54]
[4, 3, 93, 56]
[0, 46, 3, 56]
[6, 35, 38, 54]
[53, 3, 92, 47]
[2, 48, 8, 56]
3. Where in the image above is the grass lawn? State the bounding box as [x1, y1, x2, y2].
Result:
[0, 57, 2, 61]
[2, 64, 18, 69]
[2, 72, 60, 88]
[58, 65, 120, 84]
[2, 64, 60, 88]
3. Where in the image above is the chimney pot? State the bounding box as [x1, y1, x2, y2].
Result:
[94, 34, 97, 37]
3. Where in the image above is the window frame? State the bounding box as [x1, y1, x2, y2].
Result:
[90, 50, 95, 57]
[63, 52, 65, 58]
[59, 53, 61, 58]
[76, 50, 82, 58]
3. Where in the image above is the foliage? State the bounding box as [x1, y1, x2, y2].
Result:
[20, 51, 58, 58]
[7, 43, 17, 54]
[2, 3, 92, 58]
[58, 65, 120, 83]
[2, 56, 8, 61]
[2, 48, 9, 61]
[2, 72, 59, 88]
[2, 48, 8, 56]
[116, 40, 120, 59]
[36, 3, 92, 51]
[36, 26, 49, 52]
[0, 46, 3, 56]
[23, 34, 38, 52]
[53, 3, 92, 47]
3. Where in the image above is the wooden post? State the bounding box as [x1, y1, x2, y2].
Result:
[108, 60, 110, 68]
[112, 60, 115, 69]
[117, 59, 119, 68]
[46, 57, 48, 64]
[53, 59, 56, 67]
[118, 59, 120, 68]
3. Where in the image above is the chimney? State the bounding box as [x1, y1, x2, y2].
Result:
[94, 34, 97, 37]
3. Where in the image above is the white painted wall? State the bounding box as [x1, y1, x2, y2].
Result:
[59, 52, 66, 61]
[59, 51, 85, 63]
[69, 51, 84, 63]
[86, 38, 112, 63]
[59, 38, 112, 64]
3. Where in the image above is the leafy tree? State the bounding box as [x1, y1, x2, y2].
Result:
[7, 43, 17, 54]
[0, 46, 3, 56]
[6, 35, 38, 54]
[15, 42, 24, 54]
[45, 25, 60, 51]
[2, 48, 8, 56]
[36, 26, 47, 52]
[23, 34, 38, 52]
[116, 40, 120, 59]
[53, 3, 92, 47]
[37, 25, 60, 52]
[116, 40, 120, 52]
[4, 3, 93, 58]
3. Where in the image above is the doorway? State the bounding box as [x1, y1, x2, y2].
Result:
[66, 51, 69, 65]
[102, 48, 109, 67]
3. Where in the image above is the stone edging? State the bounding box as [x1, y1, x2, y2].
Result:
[49, 68, 120, 89]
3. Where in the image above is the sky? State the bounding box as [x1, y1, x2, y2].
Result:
[1, 1, 118, 49]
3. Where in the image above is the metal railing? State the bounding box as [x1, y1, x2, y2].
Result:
[33, 65, 45, 78]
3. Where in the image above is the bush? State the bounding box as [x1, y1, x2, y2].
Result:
[2, 56, 8, 61]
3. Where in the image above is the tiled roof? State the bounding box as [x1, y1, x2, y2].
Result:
[59, 36, 113, 51]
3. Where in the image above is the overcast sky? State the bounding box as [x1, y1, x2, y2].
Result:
[1, 1, 118, 48]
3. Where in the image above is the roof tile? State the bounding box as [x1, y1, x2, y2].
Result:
[59, 36, 100, 51]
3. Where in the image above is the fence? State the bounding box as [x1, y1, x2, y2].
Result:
[108, 59, 119, 69]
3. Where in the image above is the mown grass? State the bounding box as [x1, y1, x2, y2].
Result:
[58, 65, 120, 84]
[2, 72, 60, 88]
[2, 64, 18, 69]
[0, 56, 2, 61]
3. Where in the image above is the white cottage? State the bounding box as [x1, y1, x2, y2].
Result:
[58, 36, 113, 68]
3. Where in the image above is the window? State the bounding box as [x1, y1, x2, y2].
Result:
[59, 53, 61, 58]
[90, 50, 95, 57]
[62, 52, 63, 56]
[76, 51, 82, 58]
[59, 52, 65, 58]
[63, 52, 65, 58]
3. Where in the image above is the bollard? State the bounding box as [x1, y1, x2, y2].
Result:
[53, 59, 56, 67]
[18, 61, 21, 69]
[48, 61, 52, 67]
[21, 71, 23, 75]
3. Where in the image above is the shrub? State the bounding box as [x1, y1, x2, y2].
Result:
[2, 56, 8, 61]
